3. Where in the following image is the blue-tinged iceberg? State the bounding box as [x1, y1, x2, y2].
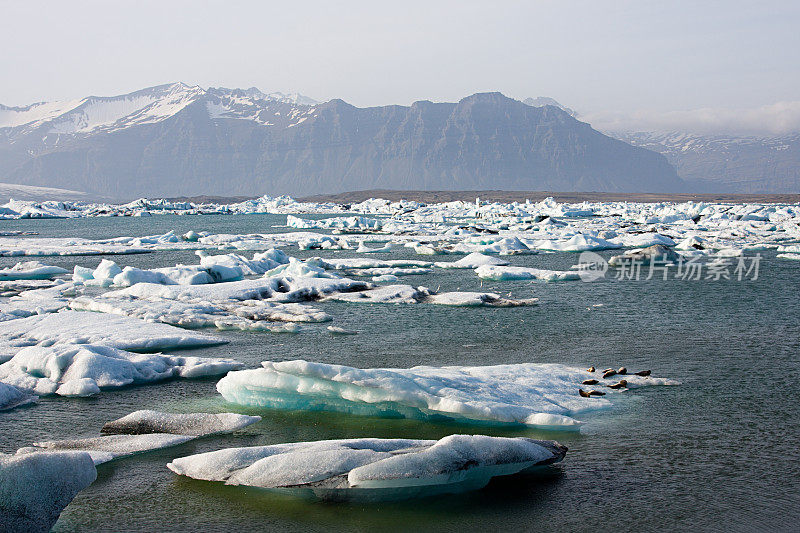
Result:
[167, 435, 567, 501]
[0, 451, 97, 532]
[217, 360, 677, 430]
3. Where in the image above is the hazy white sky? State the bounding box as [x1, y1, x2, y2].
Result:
[2, 0, 799, 133]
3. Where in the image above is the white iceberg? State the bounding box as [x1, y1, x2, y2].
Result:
[19, 434, 196, 465]
[70, 296, 330, 330]
[0, 261, 69, 281]
[0, 344, 242, 396]
[434, 252, 509, 269]
[167, 434, 567, 501]
[474, 265, 581, 281]
[777, 253, 800, 260]
[426, 292, 538, 307]
[0, 310, 227, 361]
[217, 360, 676, 430]
[0, 451, 96, 532]
[0, 381, 38, 410]
[100, 410, 261, 436]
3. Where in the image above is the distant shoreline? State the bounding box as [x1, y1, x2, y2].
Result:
[167, 190, 800, 205]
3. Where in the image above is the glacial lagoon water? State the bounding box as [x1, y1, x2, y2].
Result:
[1, 214, 799, 532]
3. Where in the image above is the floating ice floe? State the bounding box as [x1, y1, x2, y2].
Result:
[322, 285, 534, 306]
[217, 360, 677, 430]
[0, 279, 60, 296]
[777, 253, 800, 260]
[17, 411, 261, 465]
[0, 344, 243, 397]
[167, 434, 567, 502]
[0, 451, 96, 532]
[0, 310, 227, 362]
[452, 236, 533, 255]
[306, 257, 433, 270]
[608, 244, 682, 266]
[349, 267, 432, 277]
[327, 326, 358, 335]
[70, 296, 328, 331]
[18, 434, 197, 465]
[533, 234, 621, 252]
[100, 410, 261, 436]
[0, 236, 150, 257]
[0, 381, 37, 410]
[434, 252, 509, 269]
[198, 249, 289, 275]
[474, 265, 581, 281]
[425, 292, 538, 307]
[0, 261, 69, 281]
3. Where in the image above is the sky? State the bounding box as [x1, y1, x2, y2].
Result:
[1, 0, 799, 135]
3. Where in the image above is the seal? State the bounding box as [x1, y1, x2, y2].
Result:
[587, 366, 596, 373]
[582, 379, 599, 385]
[578, 389, 591, 398]
[608, 379, 628, 389]
[634, 370, 651, 377]
[602, 370, 617, 379]
[588, 390, 605, 396]
[617, 367, 627, 375]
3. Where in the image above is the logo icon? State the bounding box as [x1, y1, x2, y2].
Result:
[576, 251, 608, 282]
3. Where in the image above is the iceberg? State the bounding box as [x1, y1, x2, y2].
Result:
[0, 344, 242, 396]
[69, 296, 330, 330]
[0, 261, 69, 281]
[0, 451, 96, 532]
[101, 410, 261, 436]
[426, 292, 538, 307]
[0, 381, 37, 410]
[306, 257, 432, 270]
[19, 434, 196, 465]
[167, 435, 567, 502]
[217, 360, 677, 430]
[608, 244, 682, 266]
[474, 265, 581, 281]
[434, 252, 509, 269]
[0, 310, 227, 361]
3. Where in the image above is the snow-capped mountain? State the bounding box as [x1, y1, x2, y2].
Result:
[0, 83, 319, 143]
[613, 130, 800, 193]
[0, 85, 683, 199]
[523, 97, 575, 117]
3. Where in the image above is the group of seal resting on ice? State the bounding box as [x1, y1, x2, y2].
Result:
[578, 366, 652, 398]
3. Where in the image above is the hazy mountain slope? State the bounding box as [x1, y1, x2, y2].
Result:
[615, 131, 800, 193]
[0, 85, 684, 198]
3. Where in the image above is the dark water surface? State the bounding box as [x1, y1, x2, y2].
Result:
[1, 215, 799, 532]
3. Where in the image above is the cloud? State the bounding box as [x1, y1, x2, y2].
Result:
[581, 101, 800, 137]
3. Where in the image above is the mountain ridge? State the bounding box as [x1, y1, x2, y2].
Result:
[1, 84, 684, 198]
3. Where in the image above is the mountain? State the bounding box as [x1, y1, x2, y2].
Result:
[0, 84, 684, 199]
[523, 97, 576, 116]
[612, 130, 800, 193]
